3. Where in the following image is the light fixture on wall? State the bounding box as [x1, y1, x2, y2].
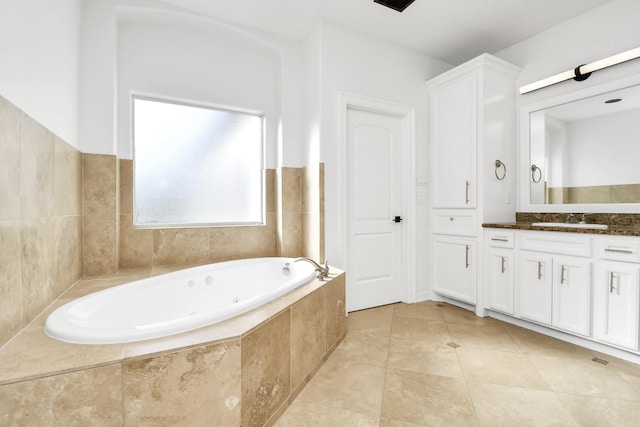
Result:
[373, 0, 415, 12]
[519, 47, 640, 94]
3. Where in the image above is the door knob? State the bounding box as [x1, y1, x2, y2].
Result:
[393, 216, 403, 223]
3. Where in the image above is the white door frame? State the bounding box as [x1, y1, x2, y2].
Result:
[338, 91, 417, 308]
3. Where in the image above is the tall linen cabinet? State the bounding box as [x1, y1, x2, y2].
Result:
[427, 54, 520, 314]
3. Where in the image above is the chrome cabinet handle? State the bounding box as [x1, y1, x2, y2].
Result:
[501, 256, 506, 274]
[491, 237, 509, 242]
[537, 262, 543, 280]
[605, 248, 634, 254]
[560, 265, 567, 284]
[465, 245, 470, 269]
[610, 272, 617, 293]
[465, 180, 470, 204]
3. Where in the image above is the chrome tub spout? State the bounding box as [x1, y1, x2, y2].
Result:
[294, 257, 330, 280]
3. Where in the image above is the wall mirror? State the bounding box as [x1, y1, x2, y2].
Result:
[520, 75, 640, 211]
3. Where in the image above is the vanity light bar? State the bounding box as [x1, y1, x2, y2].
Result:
[519, 46, 640, 94]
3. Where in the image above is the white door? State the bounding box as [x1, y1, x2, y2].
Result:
[347, 108, 403, 312]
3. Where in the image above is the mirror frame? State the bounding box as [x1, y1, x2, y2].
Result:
[518, 73, 640, 213]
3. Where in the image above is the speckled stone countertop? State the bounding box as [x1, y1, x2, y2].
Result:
[483, 213, 640, 237]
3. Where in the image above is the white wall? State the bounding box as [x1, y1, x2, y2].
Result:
[314, 22, 451, 297]
[0, 0, 81, 147]
[81, 0, 303, 165]
[567, 108, 640, 187]
[117, 20, 280, 164]
[497, 0, 640, 106]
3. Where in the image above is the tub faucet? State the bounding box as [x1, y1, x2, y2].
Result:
[294, 257, 330, 280]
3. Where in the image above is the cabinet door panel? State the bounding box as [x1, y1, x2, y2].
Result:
[486, 248, 514, 315]
[552, 256, 591, 336]
[433, 238, 476, 304]
[594, 262, 640, 350]
[430, 74, 477, 208]
[517, 252, 552, 325]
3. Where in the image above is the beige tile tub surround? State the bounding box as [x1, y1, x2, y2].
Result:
[0, 267, 346, 426]
[0, 96, 83, 348]
[117, 161, 319, 270]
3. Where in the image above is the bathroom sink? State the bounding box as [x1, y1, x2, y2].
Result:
[531, 222, 608, 230]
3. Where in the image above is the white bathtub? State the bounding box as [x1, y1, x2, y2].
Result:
[45, 257, 317, 344]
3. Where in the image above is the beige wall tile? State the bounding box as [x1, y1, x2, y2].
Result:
[0, 220, 23, 346]
[0, 96, 22, 221]
[568, 185, 610, 204]
[54, 136, 82, 216]
[124, 341, 241, 426]
[242, 309, 291, 427]
[20, 113, 55, 219]
[266, 168, 276, 214]
[610, 183, 640, 203]
[0, 364, 123, 426]
[326, 272, 347, 350]
[119, 159, 133, 215]
[83, 153, 117, 214]
[281, 212, 302, 257]
[21, 218, 57, 322]
[291, 289, 326, 392]
[153, 228, 210, 266]
[54, 215, 83, 295]
[119, 214, 152, 269]
[83, 213, 118, 276]
[281, 167, 301, 214]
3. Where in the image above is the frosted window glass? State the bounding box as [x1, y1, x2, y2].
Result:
[132, 97, 264, 227]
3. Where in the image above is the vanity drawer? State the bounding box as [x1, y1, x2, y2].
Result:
[519, 231, 592, 257]
[486, 230, 515, 248]
[595, 237, 640, 263]
[433, 211, 477, 236]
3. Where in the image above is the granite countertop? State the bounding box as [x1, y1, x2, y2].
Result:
[482, 221, 640, 236]
[483, 213, 640, 237]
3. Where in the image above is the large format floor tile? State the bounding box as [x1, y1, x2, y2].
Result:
[277, 302, 640, 426]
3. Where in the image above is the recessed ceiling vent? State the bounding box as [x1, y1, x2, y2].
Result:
[373, 0, 415, 12]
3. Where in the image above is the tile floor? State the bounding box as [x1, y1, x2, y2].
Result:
[275, 301, 640, 426]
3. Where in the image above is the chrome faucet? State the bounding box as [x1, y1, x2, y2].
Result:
[294, 257, 330, 280]
[566, 213, 579, 224]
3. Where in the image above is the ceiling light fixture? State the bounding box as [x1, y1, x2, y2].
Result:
[373, 0, 416, 12]
[519, 47, 640, 94]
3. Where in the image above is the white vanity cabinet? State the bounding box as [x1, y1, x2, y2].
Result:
[485, 230, 515, 315]
[593, 237, 640, 351]
[517, 251, 553, 325]
[484, 228, 640, 355]
[428, 54, 520, 307]
[433, 236, 476, 304]
[430, 72, 477, 208]
[516, 232, 592, 336]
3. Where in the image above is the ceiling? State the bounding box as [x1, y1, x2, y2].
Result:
[156, 0, 614, 65]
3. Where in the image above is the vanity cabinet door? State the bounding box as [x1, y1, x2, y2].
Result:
[551, 256, 592, 336]
[486, 248, 514, 315]
[593, 261, 640, 351]
[433, 237, 476, 304]
[429, 73, 477, 208]
[517, 251, 553, 325]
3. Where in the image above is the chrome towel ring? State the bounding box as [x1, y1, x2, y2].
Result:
[531, 164, 542, 183]
[494, 160, 506, 180]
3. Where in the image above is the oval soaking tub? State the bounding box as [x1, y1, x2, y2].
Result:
[45, 257, 317, 344]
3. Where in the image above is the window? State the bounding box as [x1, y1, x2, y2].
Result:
[132, 96, 264, 227]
